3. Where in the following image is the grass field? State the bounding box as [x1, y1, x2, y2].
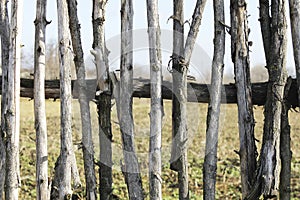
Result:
[15, 98, 300, 199]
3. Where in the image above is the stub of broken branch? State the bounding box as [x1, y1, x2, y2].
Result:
[90, 47, 109, 93]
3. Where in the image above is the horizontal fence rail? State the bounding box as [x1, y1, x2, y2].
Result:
[0, 76, 298, 107]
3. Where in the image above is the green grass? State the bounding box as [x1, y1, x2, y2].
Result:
[12, 98, 300, 199]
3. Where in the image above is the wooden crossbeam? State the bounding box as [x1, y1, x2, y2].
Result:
[0, 76, 298, 107]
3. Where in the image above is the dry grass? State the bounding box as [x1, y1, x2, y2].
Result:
[13, 98, 300, 199]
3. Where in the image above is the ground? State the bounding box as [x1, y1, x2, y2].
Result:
[15, 98, 300, 199]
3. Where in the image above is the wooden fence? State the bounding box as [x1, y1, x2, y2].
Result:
[1, 0, 299, 199]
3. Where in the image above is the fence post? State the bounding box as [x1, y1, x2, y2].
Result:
[34, 0, 50, 199]
[118, 0, 144, 199]
[67, 0, 97, 199]
[50, 0, 81, 198]
[91, 1, 113, 199]
[0, 0, 10, 198]
[230, 0, 257, 198]
[5, 0, 23, 199]
[246, 0, 288, 198]
[146, 0, 163, 199]
[203, 0, 225, 199]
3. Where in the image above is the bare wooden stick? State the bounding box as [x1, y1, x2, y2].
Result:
[0, 0, 10, 197]
[203, 0, 225, 199]
[50, 0, 81, 198]
[183, 0, 207, 66]
[91, 1, 113, 199]
[34, 0, 50, 199]
[259, 0, 288, 197]
[169, 1, 190, 199]
[146, 0, 163, 199]
[230, 0, 257, 198]
[5, 0, 23, 199]
[67, 0, 97, 199]
[118, 0, 144, 199]
[247, 0, 288, 198]
[259, 0, 272, 65]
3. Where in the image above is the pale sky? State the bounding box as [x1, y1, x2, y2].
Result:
[20, 0, 296, 79]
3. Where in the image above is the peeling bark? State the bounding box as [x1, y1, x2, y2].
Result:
[203, 0, 225, 199]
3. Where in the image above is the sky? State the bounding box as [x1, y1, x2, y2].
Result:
[19, 0, 296, 79]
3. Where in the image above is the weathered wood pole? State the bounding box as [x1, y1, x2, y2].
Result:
[203, 0, 225, 199]
[246, 0, 288, 198]
[183, 1, 207, 199]
[0, 0, 9, 197]
[51, 0, 81, 199]
[34, 0, 50, 199]
[67, 0, 97, 199]
[260, 0, 287, 197]
[146, 0, 163, 199]
[5, 0, 23, 199]
[170, 1, 190, 199]
[171, 0, 208, 199]
[91, 1, 113, 199]
[170, 0, 185, 172]
[230, 0, 257, 198]
[118, 0, 144, 199]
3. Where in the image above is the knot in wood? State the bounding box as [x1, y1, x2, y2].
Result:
[151, 64, 159, 72]
[127, 64, 133, 71]
[94, 17, 105, 26]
